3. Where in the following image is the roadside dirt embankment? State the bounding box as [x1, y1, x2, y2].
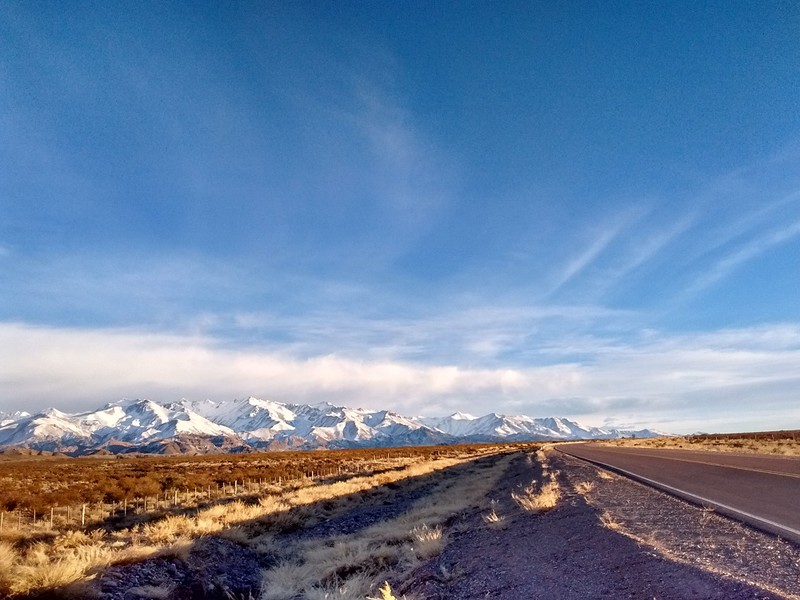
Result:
[402, 450, 800, 599]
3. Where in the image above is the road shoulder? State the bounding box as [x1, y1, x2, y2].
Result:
[401, 451, 798, 599]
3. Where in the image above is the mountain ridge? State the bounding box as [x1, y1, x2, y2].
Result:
[0, 397, 665, 456]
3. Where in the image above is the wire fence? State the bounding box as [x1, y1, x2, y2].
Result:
[0, 462, 372, 533]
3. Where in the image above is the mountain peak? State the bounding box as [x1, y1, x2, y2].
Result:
[449, 412, 477, 420]
[0, 398, 665, 455]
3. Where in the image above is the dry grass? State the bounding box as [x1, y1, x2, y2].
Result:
[0, 446, 512, 598]
[511, 451, 561, 513]
[573, 481, 595, 496]
[482, 508, 506, 528]
[0, 533, 195, 598]
[260, 452, 515, 600]
[598, 509, 621, 531]
[601, 434, 800, 456]
[0, 541, 16, 593]
[512, 479, 560, 512]
[410, 524, 444, 559]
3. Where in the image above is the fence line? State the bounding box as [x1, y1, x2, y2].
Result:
[0, 461, 384, 533]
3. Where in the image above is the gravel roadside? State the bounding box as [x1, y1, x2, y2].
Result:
[401, 451, 799, 599]
[73, 449, 800, 599]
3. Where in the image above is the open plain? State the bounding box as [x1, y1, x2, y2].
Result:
[0, 443, 798, 599]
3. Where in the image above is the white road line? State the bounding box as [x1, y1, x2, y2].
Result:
[560, 450, 800, 542]
[594, 449, 800, 479]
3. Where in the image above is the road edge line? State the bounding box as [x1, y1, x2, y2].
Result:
[557, 448, 800, 545]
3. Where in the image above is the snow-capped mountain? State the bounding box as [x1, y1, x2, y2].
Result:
[185, 397, 435, 444]
[0, 397, 664, 455]
[0, 411, 30, 427]
[0, 399, 233, 453]
[421, 412, 654, 441]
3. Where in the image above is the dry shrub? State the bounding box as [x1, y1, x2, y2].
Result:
[598, 510, 621, 530]
[141, 515, 193, 543]
[411, 524, 444, 559]
[10, 542, 113, 594]
[512, 479, 560, 513]
[482, 509, 506, 527]
[573, 481, 595, 495]
[0, 535, 192, 597]
[512, 452, 561, 513]
[53, 530, 94, 550]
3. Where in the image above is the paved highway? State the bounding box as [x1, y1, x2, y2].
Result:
[558, 443, 800, 543]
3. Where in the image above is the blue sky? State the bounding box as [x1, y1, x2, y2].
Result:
[2, 1, 799, 433]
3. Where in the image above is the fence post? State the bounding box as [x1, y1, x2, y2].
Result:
[50, 507, 54, 529]
[81, 504, 86, 527]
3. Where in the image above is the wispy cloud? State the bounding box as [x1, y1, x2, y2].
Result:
[549, 227, 620, 293]
[345, 82, 457, 264]
[547, 209, 645, 296]
[607, 212, 697, 281]
[223, 303, 634, 365]
[680, 218, 800, 299]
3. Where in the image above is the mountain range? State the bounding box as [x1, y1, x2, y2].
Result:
[0, 397, 664, 456]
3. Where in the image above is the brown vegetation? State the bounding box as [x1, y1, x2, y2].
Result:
[602, 430, 800, 455]
[0, 443, 525, 597]
[510, 450, 560, 513]
[258, 450, 517, 599]
[0, 444, 498, 528]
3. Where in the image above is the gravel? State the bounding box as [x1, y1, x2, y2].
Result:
[95, 537, 265, 600]
[400, 451, 799, 600]
[78, 450, 800, 599]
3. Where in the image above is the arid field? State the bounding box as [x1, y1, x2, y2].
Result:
[601, 430, 800, 456]
[0, 443, 524, 598]
[1, 440, 798, 599]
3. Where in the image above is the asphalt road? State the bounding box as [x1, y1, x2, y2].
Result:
[558, 443, 800, 543]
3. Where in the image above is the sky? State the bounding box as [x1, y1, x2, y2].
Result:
[1, 1, 799, 434]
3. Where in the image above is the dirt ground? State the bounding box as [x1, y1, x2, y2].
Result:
[400, 451, 800, 600]
[83, 450, 800, 599]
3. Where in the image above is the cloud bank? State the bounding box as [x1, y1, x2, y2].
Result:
[2, 321, 798, 434]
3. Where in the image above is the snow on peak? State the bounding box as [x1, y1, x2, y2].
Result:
[450, 412, 477, 420]
[0, 397, 665, 453]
